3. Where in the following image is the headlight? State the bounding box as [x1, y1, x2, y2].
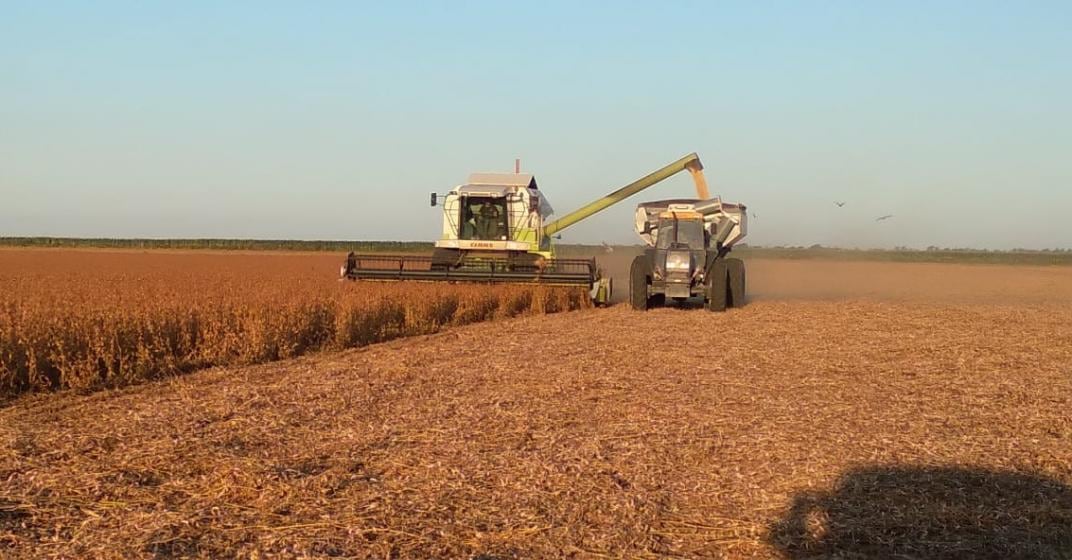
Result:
[665, 251, 691, 271]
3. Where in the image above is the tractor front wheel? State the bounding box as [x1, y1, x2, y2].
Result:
[705, 260, 729, 312]
[629, 256, 651, 311]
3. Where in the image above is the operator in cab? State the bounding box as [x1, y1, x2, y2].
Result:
[475, 201, 505, 240]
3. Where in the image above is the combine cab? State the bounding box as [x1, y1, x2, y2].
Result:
[343, 153, 713, 304]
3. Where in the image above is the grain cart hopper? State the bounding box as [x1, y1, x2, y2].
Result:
[342, 153, 711, 304]
[629, 195, 748, 311]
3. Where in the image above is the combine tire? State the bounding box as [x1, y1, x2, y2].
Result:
[629, 256, 650, 311]
[726, 258, 746, 308]
[705, 260, 728, 312]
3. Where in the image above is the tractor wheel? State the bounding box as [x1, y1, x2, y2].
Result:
[726, 258, 746, 308]
[705, 260, 729, 312]
[629, 255, 650, 311]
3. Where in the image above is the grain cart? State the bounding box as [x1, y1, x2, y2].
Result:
[629, 196, 747, 311]
[343, 153, 712, 305]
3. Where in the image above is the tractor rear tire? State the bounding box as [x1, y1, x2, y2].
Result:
[726, 258, 746, 308]
[705, 260, 729, 312]
[629, 255, 650, 311]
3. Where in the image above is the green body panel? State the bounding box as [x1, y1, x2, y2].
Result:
[514, 226, 538, 245]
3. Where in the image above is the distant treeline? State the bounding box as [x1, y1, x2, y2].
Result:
[733, 245, 1072, 266]
[2, 237, 1071, 265]
[0, 237, 433, 253]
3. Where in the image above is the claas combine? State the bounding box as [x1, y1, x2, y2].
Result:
[342, 153, 713, 304]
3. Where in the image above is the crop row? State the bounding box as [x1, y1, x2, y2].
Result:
[0, 269, 588, 397]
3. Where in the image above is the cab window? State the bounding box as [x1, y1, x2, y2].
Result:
[460, 197, 508, 240]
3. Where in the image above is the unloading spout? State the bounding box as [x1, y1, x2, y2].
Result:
[542, 153, 705, 237]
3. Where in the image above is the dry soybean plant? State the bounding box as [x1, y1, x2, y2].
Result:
[0, 251, 589, 397]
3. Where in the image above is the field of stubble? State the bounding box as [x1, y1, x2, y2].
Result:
[2, 249, 1072, 559]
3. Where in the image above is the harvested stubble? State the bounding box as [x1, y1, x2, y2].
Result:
[0, 250, 588, 396]
[3, 291, 1072, 558]
[3, 254, 1072, 559]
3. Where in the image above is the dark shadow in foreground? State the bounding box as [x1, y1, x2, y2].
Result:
[768, 466, 1072, 559]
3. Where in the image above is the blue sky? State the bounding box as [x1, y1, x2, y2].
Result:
[2, 1, 1069, 249]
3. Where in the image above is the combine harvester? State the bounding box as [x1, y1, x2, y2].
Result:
[342, 153, 713, 304]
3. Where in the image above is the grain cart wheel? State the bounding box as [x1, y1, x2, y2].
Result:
[726, 257, 746, 308]
[629, 255, 651, 311]
[705, 260, 729, 312]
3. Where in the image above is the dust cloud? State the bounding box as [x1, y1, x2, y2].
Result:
[589, 249, 1072, 306]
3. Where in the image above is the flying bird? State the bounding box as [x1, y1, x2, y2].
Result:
[876, 214, 894, 222]
[835, 201, 846, 207]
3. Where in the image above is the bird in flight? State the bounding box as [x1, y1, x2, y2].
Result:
[835, 201, 846, 207]
[876, 214, 894, 222]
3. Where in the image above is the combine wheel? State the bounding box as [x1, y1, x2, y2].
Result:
[629, 256, 651, 311]
[726, 258, 746, 308]
[705, 260, 728, 312]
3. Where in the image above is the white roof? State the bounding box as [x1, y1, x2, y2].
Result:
[465, 172, 537, 189]
[457, 184, 512, 197]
